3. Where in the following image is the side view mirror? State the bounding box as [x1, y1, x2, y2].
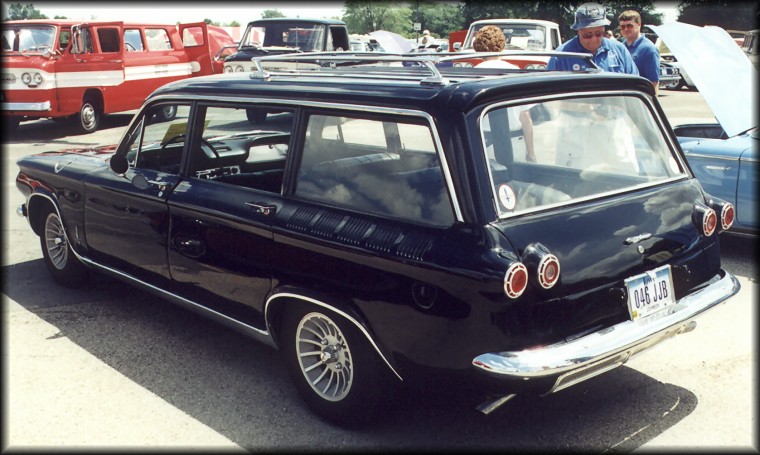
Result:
[110, 154, 129, 175]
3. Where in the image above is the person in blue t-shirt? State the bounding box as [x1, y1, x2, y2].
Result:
[547, 2, 638, 75]
[619, 10, 660, 95]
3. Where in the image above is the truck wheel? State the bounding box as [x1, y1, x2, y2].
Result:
[280, 302, 389, 426]
[40, 208, 88, 287]
[246, 108, 267, 124]
[77, 97, 101, 133]
[154, 105, 177, 122]
[4, 116, 20, 134]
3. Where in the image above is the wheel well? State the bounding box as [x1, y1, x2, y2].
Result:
[27, 195, 56, 237]
[265, 292, 403, 381]
[83, 89, 104, 112]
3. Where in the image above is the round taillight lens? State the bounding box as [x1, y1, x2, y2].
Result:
[504, 262, 528, 299]
[721, 204, 735, 231]
[703, 208, 717, 236]
[537, 254, 560, 289]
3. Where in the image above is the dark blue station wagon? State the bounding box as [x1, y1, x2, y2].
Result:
[16, 53, 740, 425]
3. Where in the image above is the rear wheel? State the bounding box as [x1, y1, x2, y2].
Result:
[40, 208, 87, 286]
[77, 96, 101, 133]
[280, 302, 391, 426]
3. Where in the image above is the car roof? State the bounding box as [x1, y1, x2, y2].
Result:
[248, 18, 346, 26]
[149, 62, 653, 114]
[470, 19, 558, 27]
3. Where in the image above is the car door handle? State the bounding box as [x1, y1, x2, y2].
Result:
[147, 180, 170, 191]
[176, 238, 205, 258]
[705, 165, 731, 171]
[245, 202, 276, 216]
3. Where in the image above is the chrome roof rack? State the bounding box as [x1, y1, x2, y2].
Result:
[249, 51, 598, 86]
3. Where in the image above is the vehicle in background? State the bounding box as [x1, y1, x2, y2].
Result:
[2, 20, 225, 134]
[655, 36, 696, 90]
[223, 18, 349, 73]
[184, 25, 236, 74]
[450, 19, 562, 69]
[658, 61, 681, 90]
[653, 22, 758, 236]
[741, 29, 759, 69]
[211, 44, 239, 74]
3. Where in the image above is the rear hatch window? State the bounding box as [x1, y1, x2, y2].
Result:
[482, 95, 686, 217]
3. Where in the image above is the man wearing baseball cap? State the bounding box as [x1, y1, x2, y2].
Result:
[548, 2, 638, 74]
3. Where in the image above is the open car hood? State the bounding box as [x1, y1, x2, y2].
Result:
[651, 23, 758, 137]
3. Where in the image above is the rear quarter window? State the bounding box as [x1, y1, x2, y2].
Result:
[295, 114, 455, 226]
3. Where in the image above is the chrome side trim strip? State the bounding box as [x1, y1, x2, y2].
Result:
[25, 193, 275, 347]
[265, 292, 403, 381]
[2, 101, 51, 111]
[472, 271, 739, 385]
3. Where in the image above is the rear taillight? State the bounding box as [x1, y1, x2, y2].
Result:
[537, 254, 561, 289]
[504, 262, 528, 299]
[720, 203, 735, 231]
[523, 243, 561, 290]
[694, 202, 717, 236]
[708, 198, 735, 232]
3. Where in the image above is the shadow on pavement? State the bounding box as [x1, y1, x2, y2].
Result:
[2, 259, 697, 451]
[4, 114, 135, 144]
[719, 235, 758, 282]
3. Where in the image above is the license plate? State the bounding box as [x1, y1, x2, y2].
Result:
[625, 265, 675, 321]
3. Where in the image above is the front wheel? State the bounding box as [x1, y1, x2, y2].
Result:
[280, 303, 391, 426]
[40, 208, 88, 286]
[77, 97, 101, 133]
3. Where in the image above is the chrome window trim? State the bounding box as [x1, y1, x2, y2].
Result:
[138, 94, 463, 223]
[478, 90, 691, 220]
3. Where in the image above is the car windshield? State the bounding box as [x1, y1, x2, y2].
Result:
[483, 95, 685, 217]
[2, 25, 57, 54]
[240, 23, 326, 51]
[464, 24, 546, 51]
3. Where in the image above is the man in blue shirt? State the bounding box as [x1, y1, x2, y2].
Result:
[619, 10, 660, 95]
[548, 2, 639, 75]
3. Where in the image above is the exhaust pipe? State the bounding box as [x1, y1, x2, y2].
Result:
[476, 394, 516, 415]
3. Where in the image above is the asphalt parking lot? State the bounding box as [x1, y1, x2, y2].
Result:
[2, 88, 757, 451]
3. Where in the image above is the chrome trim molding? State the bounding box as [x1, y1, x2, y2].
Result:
[25, 193, 275, 347]
[472, 271, 739, 391]
[2, 101, 51, 111]
[265, 292, 403, 381]
[139, 94, 464, 223]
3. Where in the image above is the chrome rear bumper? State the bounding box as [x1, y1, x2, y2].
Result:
[472, 270, 740, 395]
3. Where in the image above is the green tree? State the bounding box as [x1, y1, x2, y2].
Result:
[6, 2, 48, 20]
[342, 0, 412, 35]
[413, 0, 465, 38]
[676, 0, 758, 31]
[261, 9, 286, 19]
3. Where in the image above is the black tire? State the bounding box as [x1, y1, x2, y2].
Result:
[77, 96, 101, 133]
[280, 302, 391, 426]
[154, 105, 177, 122]
[39, 208, 88, 287]
[246, 108, 267, 124]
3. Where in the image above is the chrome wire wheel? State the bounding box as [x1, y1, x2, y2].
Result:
[295, 312, 353, 402]
[44, 212, 68, 270]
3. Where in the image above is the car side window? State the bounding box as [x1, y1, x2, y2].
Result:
[295, 114, 455, 226]
[124, 29, 144, 51]
[186, 105, 295, 194]
[123, 104, 192, 174]
[145, 28, 172, 51]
